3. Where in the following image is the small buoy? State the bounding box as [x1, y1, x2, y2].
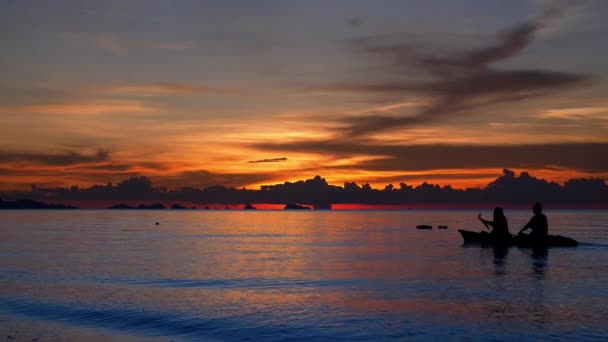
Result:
[155, 222, 159, 225]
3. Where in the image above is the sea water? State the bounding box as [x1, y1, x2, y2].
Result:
[1, 210, 607, 341]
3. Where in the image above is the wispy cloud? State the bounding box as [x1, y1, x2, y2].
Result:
[345, 101, 425, 115]
[102, 83, 212, 97]
[538, 106, 608, 120]
[0, 100, 157, 115]
[254, 140, 608, 173]
[63, 32, 125, 54]
[0, 149, 109, 166]
[326, 1, 589, 137]
[62, 32, 194, 54]
[135, 41, 195, 50]
[248, 157, 288, 163]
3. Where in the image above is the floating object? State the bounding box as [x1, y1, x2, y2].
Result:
[155, 222, 159, 225]
[458, 229, 578, 247]
[416, 225, 432, 230]
[438, 225, 448, 229]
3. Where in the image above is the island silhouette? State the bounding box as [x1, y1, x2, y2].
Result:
[1, 169, 607, 209]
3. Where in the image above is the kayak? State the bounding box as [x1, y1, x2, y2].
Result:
[458, 229, 578, 247]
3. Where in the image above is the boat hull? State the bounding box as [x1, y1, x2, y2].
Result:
[458, 229, 578, 247]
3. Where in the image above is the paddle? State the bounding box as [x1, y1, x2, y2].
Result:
[477, 213, 491, 231]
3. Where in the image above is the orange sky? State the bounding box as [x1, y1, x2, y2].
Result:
[1, 1, 608, 191]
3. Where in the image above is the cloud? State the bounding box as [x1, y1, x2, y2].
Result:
[63, 32, 124, 54]
[329, 1, 589, 137]
[0, 85, 73, 105]
[0, 100, 157, 115]
[62, 32, 194, 54]
[248, 157, 288, 163]
[135, 41, 195, 50]
[538, 106, 608, 120]
[0, 149, 109, 166]
[152, 170, 278, 189]
[64, 161, 173, 172]
[103, 83, 213, 97]
[254, 141, 608, 173]
[345, 171, 502, 186]
[347, 18, 365, 28]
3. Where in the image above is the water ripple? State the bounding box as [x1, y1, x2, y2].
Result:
[0, 296, 387, 341]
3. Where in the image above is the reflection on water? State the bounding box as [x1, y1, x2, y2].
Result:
[0, 210, 607, 341]
[531, 247, 549, 278]
[528, 248, 549, 329]
[493, 246, 509, 276]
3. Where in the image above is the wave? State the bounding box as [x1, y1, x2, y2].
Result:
[104, 276, 364, 290]
[0, 296, 344, 341]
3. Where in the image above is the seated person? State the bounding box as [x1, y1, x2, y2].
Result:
[478, 207, 511, 241]
[518, 203, 548, 243]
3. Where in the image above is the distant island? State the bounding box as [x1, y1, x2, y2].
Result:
[1, 169, 607, 209]
[0, 199, 78, 209]
[314, 203, 332, 210]
[107, 203, 197, 210]
[284, 203, 311, 210]
[108, 203, 166, 209]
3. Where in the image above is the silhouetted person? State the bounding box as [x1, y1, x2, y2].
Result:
[478, 207, 511, 242]
[518, 203, 548, 244]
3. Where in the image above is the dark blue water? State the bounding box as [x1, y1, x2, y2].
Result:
[1, 210, 607, 341]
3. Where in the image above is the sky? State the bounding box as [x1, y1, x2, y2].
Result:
[1, 0, 608, 191]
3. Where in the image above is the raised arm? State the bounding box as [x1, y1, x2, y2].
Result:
[478, 213, 493, 230]
[518, 217, 533, 234]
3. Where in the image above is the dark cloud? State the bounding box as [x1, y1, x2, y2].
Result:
[347, 18, 364, 28]
[0, 149, 109, 166]
[130, 162, 174, 171]
[248, 157, 288, 163]
[72, 164, 131, 171]
[254, 141, 608, 173]
[66, 161, 171, 172]
[152, 170, 278, 189]
[332, 2, 589, 137]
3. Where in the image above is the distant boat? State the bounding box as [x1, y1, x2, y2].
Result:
[284, 203, 311, 210]
[416, 225, 432, 230]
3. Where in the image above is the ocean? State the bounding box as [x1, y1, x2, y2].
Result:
[1, 210, 607, 341]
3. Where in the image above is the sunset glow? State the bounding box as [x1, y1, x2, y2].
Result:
[1, 1, 607, 192]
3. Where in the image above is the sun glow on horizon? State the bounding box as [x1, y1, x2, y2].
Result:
[1, 1, 607, 194]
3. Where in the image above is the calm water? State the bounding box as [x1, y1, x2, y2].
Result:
[1, 210, 607, 341]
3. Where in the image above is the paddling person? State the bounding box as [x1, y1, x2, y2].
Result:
[518, 203, 548, 244]
[478, 207, 511, 242]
